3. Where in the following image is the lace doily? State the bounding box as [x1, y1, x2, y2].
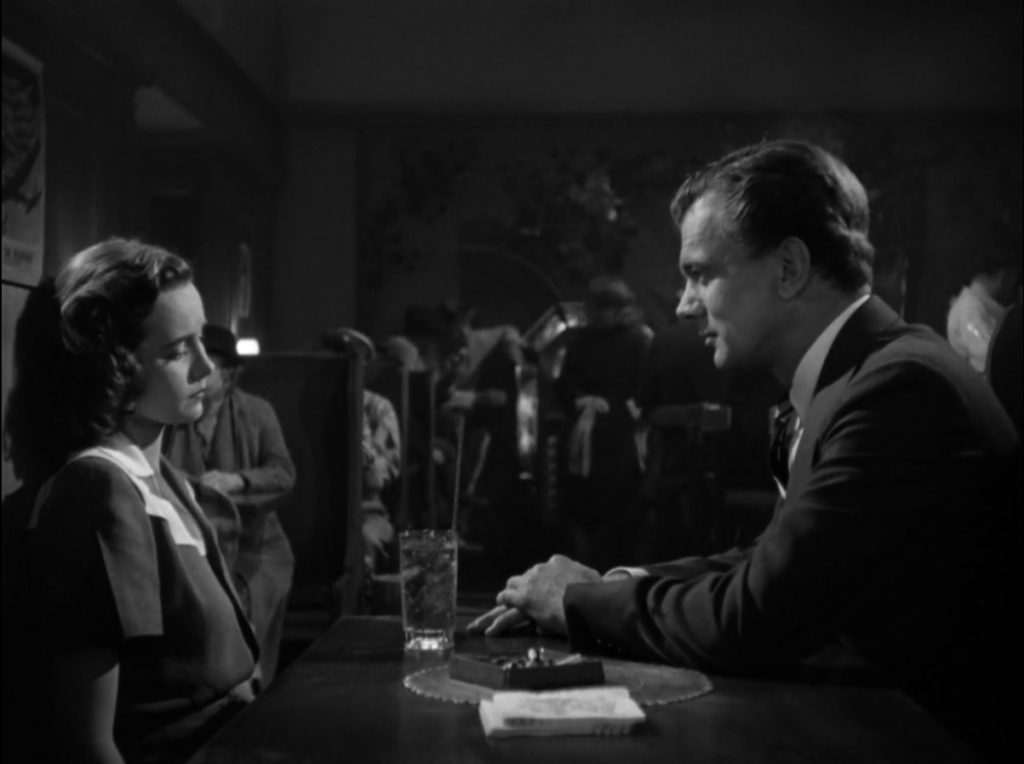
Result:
[403, 658, 712, 706]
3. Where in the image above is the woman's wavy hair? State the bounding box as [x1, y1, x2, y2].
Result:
[3, 238, 192, 486]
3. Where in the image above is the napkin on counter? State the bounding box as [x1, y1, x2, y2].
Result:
[478, 686, 646, 738]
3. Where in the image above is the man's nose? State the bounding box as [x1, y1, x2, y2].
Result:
[675, 282, 705, 319]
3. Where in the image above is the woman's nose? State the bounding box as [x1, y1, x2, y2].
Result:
[193, 341, 215, 381]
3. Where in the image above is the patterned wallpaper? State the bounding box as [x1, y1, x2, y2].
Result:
[356, 114, 1021, 337]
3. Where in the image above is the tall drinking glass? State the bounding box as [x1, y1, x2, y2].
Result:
[399, 529, 458, 653]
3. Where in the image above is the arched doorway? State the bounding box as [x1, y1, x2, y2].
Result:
[457, 246, 564, 331]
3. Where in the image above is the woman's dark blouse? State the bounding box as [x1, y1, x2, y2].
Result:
[19, 436, 258, 763]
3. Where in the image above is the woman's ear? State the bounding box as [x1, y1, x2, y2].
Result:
[775, 237, 813, 300]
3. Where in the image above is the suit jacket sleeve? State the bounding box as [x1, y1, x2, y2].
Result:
[641, 545, 754, 580]
[564, 359, 998, 671]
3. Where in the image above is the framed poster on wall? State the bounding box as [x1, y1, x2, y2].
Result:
[2, 37, 46, 287]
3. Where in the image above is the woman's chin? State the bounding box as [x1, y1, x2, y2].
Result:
[181, 402, 205, 422]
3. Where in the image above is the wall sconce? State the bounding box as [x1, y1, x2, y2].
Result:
[236, 337, 261, 356]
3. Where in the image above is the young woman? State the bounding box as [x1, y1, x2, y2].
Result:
[3, 239, 258, 763]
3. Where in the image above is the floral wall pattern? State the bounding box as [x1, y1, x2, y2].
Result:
[357, 114, 1021, 338]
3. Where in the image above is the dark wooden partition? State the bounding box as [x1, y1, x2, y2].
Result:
[240, 351, 364, 617]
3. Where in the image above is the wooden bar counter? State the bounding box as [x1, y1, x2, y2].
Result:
[187, 614, 980, 763]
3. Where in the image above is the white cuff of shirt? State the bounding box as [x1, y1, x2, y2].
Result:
[603, 566, 649, 581]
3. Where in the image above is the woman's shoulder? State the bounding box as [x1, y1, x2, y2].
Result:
[36, 454, 145, 528]
[51, 453, 141, 493]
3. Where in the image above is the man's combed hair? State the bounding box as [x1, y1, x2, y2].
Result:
[3, 238, 192, 486]
[670, 140, 874, 292]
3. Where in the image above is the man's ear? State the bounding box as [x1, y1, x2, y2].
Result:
[776, 237, 813, 300]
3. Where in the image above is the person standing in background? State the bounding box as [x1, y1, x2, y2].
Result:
[437, 302, 526, 542]
[556, 276, 652, 571]
[164, 324, 295, 687]
[946, 252, 1021, 372]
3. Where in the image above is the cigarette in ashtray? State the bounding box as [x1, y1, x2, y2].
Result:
[502, 649, 587, 669]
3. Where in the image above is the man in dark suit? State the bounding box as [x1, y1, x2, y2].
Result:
[469, 140, 1018, 757]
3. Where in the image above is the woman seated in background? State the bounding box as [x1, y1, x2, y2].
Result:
[2, 239, 258, 764]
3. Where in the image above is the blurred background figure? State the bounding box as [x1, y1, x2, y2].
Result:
[947, 252, 1022, 372]
[384, 305, 463, 375]
[440, 301, 526, 394]
[438, 302, 526, 544]
[372, 305, 466, 531]
[164, 324, 296, 687]
[555, 276, 652, 571]
[636, 317, 782, 559]
[360, 388, 400, 569]
[636, 318, 727, 558]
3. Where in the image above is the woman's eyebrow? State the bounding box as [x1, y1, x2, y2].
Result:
[157, 331, 198, 351]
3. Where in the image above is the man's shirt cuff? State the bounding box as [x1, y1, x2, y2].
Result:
[602, 566, 649, 581]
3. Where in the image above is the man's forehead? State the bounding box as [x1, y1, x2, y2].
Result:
[681, 193, 727, 237]
[678, 195, 729, 261]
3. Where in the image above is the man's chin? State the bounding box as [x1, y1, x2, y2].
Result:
[713, 348, 756, 374]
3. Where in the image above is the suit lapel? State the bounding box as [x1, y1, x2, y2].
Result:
[786, 296, 904, 500]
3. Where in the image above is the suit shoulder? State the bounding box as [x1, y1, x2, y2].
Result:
[851, 328, 1015, 443]
[873, 327, 984, 382]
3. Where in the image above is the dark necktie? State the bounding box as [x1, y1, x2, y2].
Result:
[769, 401, 796, 490]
